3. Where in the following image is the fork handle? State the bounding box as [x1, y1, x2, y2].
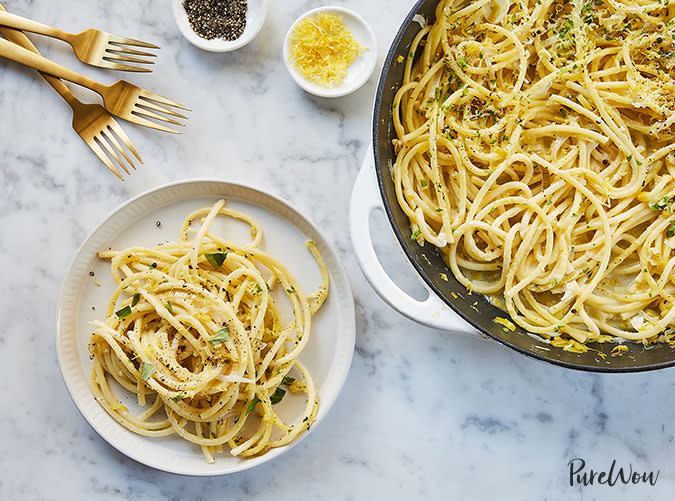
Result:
[0, 11, 77, 107]
[0, 37, 104, 94]
[0, 11, 73, 42]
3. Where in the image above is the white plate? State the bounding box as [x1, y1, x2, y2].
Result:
[283, 6, 377, 98]
[172, 0, 268, 52]
[56, 179, 355, 475]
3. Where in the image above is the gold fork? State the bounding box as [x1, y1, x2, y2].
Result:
[0, 37, 190, 133]
[0, 6, 140, 179]
[0, 10, 158, 72]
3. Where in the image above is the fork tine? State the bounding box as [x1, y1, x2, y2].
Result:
[103, 128, 136, 171]
[107, 121, 142, 163]
[87, 138, 123, 180]
[98, 60, 152, 72]
[95, 132, 130, 175]
[132, 107, 185, 127]
[105, 46, 157, 57]
[108, 37, 160, 49]
[135, 99, 188, 119]
[103, 53, 155, 65]
[138, 93, 191, 111]
[126, 114, 181, 134]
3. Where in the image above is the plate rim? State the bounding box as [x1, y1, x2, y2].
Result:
[56, 178, 356, 476]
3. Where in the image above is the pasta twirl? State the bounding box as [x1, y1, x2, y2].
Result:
[393, 0, 675, 345]
[89, 200, 328, 462]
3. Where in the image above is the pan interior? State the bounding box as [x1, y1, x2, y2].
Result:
[372, 0, 675, 372]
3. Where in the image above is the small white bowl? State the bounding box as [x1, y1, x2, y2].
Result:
[172, 0, 268, 52]
[283, 6, 377, 98]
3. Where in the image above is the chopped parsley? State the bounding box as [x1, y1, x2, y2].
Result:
[270, 387, 286, 405]
[115, 305, 132, 319]
[209, 327, 229, 346]
[246, 397, 261, 415]
[411, 229, 421, 240]
[650, 196, 672, 211]
[282, 376, 296, 386]
[166, 301, 173, 314]
[141, 363, 155, 381]
[205, 252, 227, 269]
[131, 293, 140, 307]
[171, 393, 186, 402]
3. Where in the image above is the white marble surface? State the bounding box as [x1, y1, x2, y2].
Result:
[1, 0, 675, 499]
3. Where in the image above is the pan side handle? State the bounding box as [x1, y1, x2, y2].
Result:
[349, 145, 479, 336]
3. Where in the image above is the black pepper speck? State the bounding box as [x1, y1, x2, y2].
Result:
[183, 0, 247, 41]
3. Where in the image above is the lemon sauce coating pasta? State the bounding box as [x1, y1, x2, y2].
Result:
[393, 0, 675, 344]
[89, 200, 329, 462]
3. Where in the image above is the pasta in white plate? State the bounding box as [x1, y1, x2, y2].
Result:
[392, 0, 675, 347]
[89, 199, 328, 462]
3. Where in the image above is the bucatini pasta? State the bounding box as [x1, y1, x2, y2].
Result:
[392, 0, 675, 347]
[89, 199, 328, 462]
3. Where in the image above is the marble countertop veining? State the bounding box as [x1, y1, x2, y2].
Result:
[1, 1, 675, 500]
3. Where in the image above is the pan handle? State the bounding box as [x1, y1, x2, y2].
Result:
[349, 145, 479, 336]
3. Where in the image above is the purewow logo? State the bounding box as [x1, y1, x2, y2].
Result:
[568, 458, 659, 487]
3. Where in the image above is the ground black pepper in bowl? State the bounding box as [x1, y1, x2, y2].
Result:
[183, 0, 248, 41]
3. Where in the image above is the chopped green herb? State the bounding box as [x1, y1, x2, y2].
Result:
[667, 225, 675, 238]
[131, 293, 140, 307]
[209, 327, 229, 346]
[246, 397, 261, 414]
[435, 208, 444, 212]
[205, 252, 227, 269]
[282, 376, 296, 385]
[115, 305, 132, 319]
[166, 301, 173, 314]
[411, 229, 421, 240]
[420, 179, 428, 187]
[141, 363, 155, 381]
[286, 286, 296, 294]
[650, 197, 671, 211]
[171, 393, 186, 402]
[270, 387, 286, 405]
[459, 56, 467, 69]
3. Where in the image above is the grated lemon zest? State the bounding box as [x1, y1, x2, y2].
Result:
[288, 13, 362, 87]
[494, 316, 516, 331]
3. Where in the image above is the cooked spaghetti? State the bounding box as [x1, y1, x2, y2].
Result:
[392, 0, 675, 345]
[89, 200, 328, 462]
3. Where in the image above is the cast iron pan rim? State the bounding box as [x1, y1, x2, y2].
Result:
[371, 0, 675, 373]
